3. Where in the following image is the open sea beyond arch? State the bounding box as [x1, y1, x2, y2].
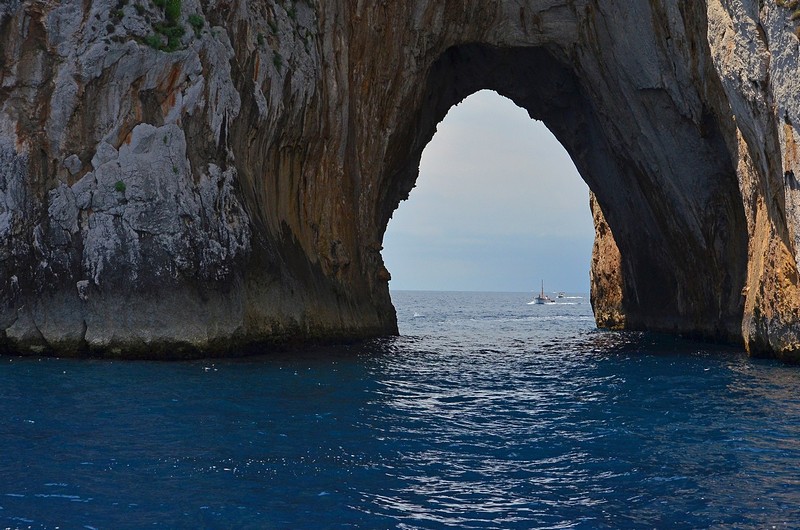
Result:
[1, 290, 799, 528]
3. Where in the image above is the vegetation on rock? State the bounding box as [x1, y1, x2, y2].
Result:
[145, 0, 187, 52]
[188, 14, 204, 35]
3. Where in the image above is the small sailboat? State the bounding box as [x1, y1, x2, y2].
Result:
[533, 280, 555, 305]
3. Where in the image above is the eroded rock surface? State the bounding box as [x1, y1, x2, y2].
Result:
[1, 1, 799, 359]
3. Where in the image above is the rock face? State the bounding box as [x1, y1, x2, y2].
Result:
[1, 0, 799, 360]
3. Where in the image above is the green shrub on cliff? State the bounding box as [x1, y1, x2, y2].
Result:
[165, 0, 181, 23]
[143, 0, 189, 52]
[143, 34, 162, 49]
[188, 14, 204, 35]
[154, 21, 185, 51]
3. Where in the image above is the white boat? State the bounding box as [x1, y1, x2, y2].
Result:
[533, 281, 555, 304]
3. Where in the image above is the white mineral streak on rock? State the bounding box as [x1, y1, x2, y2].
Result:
[76, 279, 89, 301]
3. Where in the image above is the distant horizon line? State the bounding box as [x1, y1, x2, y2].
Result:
[390, 288, 589, 295]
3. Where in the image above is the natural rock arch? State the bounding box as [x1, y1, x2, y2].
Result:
[377, 42, 747, 343]
[1, 1, 799, 359]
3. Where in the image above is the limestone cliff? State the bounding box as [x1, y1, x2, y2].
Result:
[0, 0, 799, 360]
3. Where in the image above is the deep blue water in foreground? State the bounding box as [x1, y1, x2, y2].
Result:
[2, 291, 800, 529]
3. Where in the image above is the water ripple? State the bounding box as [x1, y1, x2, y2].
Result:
[1, 291, 799, 527]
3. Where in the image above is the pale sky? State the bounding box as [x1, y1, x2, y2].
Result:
[382, 90, 595, 294]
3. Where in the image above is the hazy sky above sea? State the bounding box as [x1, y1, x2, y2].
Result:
[382, 90, 594, 294]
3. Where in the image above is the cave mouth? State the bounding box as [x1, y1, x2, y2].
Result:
[378, 43, 748, 341]
[382, 89, 594, 295]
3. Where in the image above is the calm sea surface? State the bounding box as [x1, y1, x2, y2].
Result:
[2, 290, 800, 529]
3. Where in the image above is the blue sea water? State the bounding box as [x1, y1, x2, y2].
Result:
[1, 290, 800, 529]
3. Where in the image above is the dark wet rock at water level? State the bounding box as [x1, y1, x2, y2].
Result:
[1, 1, 800, 360]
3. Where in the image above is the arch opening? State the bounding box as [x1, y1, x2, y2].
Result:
[375, 43, 748, 341]
[383, 90, 594, 294]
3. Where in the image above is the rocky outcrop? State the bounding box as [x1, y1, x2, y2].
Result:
[589, 192, 625, 331]
[1, 0, 799, 360]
